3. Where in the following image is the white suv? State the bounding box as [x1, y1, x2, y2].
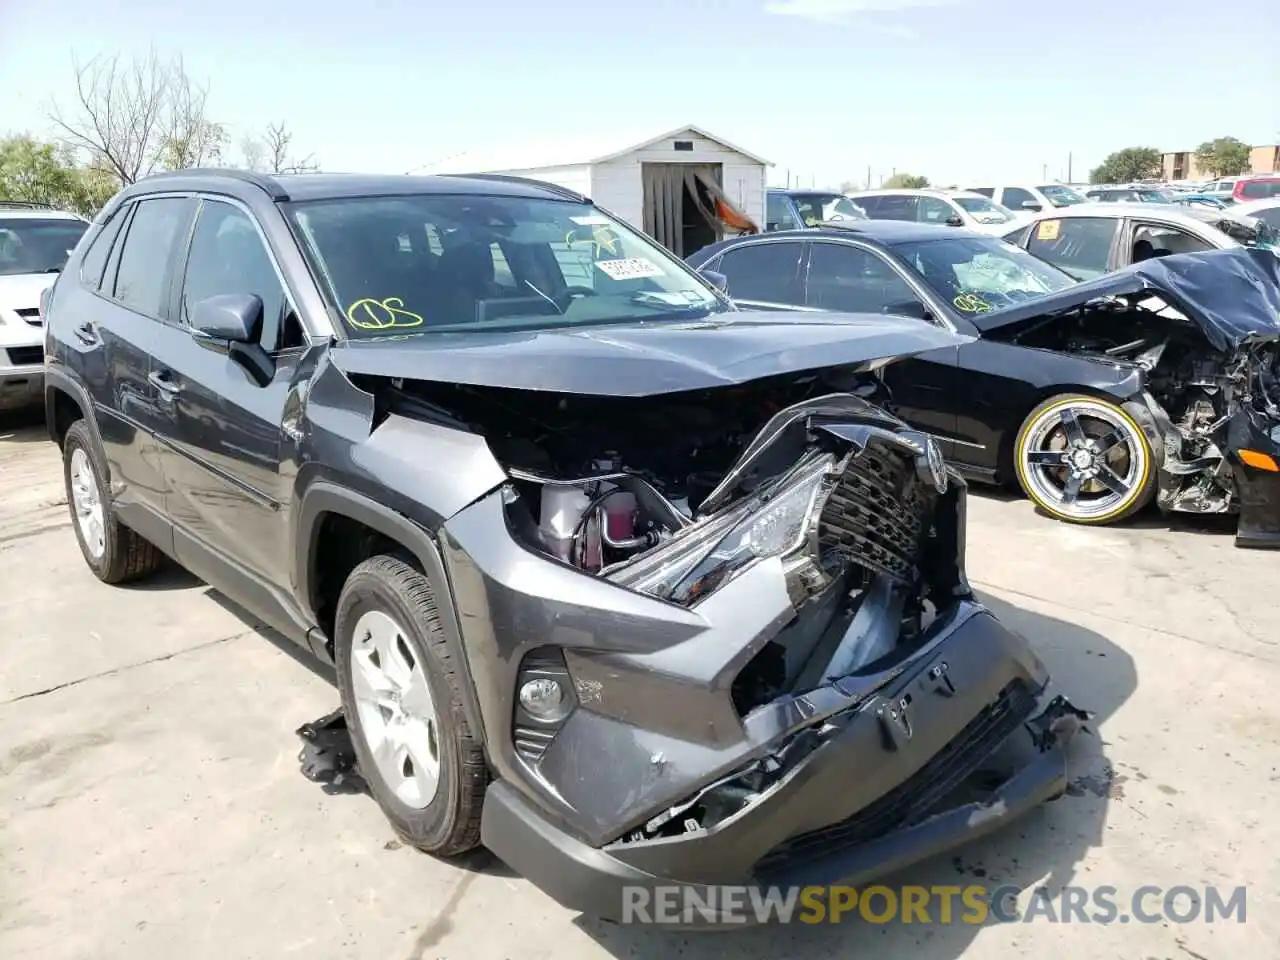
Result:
[0, 204, 89, 410]
[965, 184, 1090, 214]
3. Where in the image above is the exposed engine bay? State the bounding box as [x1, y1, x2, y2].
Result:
[994, 293, 1280, 514]
[377, 369, 967, 715]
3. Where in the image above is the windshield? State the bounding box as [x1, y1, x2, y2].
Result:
[1137, 190, 1176, 203]
[287, 195, 727, 337]
[793, 193, 866, 224]
[0, 217, 88, 276]
[1038, 185, 1088, 207]
[952, 196, 1015, 223]
[893, 236, 1078, 312]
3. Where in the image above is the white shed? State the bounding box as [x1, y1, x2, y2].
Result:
[425, 125, 770, 258]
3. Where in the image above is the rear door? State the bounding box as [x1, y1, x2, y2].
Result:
[67, 195, 195, 548]
[148, 196, 309, 596]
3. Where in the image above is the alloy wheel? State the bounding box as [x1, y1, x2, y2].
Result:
[69, 448, 106, 560]
[349, 609, 441, 809]
[1020, 399, 1148, 522]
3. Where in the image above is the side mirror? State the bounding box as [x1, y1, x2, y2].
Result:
[191, 293, 261, 343]
[702, 269, 729, 293]
[189, 293, 275, 387]
[881, 299, 931, 321]
[1021, 200, 1042, 211]
[945, 214, 964, 227]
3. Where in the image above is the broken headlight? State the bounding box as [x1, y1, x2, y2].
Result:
[606, 453, 839, 606]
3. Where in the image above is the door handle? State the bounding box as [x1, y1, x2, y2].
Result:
[148, 370, 181, 399]
[73, 321, 99, 345]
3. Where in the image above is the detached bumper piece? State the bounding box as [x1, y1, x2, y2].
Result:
[480, 609, 1085, 926]
[1229, 410, 1280, 549]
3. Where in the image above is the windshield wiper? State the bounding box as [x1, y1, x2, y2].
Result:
[523, 280, 564, 315]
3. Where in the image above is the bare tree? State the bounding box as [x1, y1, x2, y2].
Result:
[263, 122, 319, 174]
[49, 49, 225, 187]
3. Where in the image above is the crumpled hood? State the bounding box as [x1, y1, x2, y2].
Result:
[972, 247, 1280, 354]
[327, 310, 969, 396]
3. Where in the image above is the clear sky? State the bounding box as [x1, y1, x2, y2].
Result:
[2, 0, 1278, 187]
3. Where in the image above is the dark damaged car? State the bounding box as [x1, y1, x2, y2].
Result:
[42, 171, 1085, 923]
[688, 225, 1280, 544]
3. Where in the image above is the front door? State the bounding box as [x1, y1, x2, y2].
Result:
[148, 197, 308, 605]
[801, 240, 959, 454]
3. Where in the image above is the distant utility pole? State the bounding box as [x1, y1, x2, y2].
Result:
[1042, 163, 1048, 180]
[866, 164, 872, 189]
[1067, 152, 1073, 183]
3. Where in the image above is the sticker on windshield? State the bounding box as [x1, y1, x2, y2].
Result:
[1036, 220, 1061, 241]
[595, 258, 664, 281]
[345, 297, 426, 331]
[570, 215, 611, 226]
[953, 293, 993, 313]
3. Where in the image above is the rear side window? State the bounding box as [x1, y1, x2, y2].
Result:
[111, 197, 191, 317]
[968, 187, 995, 198]
[766, 193, 803, 231]
[78, 208, 127, 290]
[866, 195, 917, 221]
[1026, 216, 1118, 279]
[1001, 187, 1037, 209]
[715, 241, 804, 304]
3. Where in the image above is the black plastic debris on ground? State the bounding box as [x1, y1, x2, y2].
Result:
[297, 708, 367, 794]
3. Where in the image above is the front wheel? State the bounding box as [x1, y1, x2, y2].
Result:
[1013, 394, 1156, 525]
[334, 555, 486, 856]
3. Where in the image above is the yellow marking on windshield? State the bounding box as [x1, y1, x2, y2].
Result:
[953, 293, 993, 313]
[345, 297, 426, 331]
[565, 225, 619, 257]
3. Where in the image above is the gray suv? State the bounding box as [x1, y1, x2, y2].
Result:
[43, 169, 1082, 923]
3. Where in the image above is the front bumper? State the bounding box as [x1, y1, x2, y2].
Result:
[479, 605, 1082, 924]
[0, 360, 43, 411]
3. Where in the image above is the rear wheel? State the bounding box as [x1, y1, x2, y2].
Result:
[1013, 394, 1156, 525]
[61, 419, 163, 583]
[334, 555, 486, 856]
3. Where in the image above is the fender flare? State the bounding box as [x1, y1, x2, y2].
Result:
[43, 368, 106, 456]
[295, 481, 489, 746]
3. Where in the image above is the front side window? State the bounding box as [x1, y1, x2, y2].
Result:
[1001, 187, 1037, 210]
[0, 217, 88, 277]
[1131, 224, 1214, 261]
[1038, 184, 1088, 206]
[766, 193, 803, 231]
[806, 242, 924, 316]
[1026, 216, 1119, 279]
[894, 236, 1078, 312]
[181, 201, 296, 350]
[791, 193, 866, 224]
[914, 196, 956, 224]
[953, 196, 1016, 224]
[715, 241, 804, 304]
[287, 195, 726, 337]
[111, 197, 191, 317]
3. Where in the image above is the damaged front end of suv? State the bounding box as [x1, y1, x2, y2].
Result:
[977, 247, 1280, 546]
[323, 316, 1085, 922]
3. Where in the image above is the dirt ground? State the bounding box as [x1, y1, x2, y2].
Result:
[2, 407, 1277, 960]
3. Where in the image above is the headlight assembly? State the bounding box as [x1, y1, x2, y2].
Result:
[605, 453, 839, 607]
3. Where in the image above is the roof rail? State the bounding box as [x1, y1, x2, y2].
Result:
[137, 168, 290, 201]
[438, 172, 588, 202]
[0, 199, 56, 210]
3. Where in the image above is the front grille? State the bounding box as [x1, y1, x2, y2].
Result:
[754, 680, 1035, 880]
[4, 346, 43, 366]
[818, 440, 935, 583]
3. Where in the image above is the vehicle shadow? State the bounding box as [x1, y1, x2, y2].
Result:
[0, 407, 46, 443]
[572, 594, 1137, 959]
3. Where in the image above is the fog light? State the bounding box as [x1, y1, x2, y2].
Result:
[519, 678, 570, 722]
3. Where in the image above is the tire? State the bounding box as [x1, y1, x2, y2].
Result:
[62, 419, 164, 583]
[334, 554, 486, 856]
[1013, 393, 1156, 525]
